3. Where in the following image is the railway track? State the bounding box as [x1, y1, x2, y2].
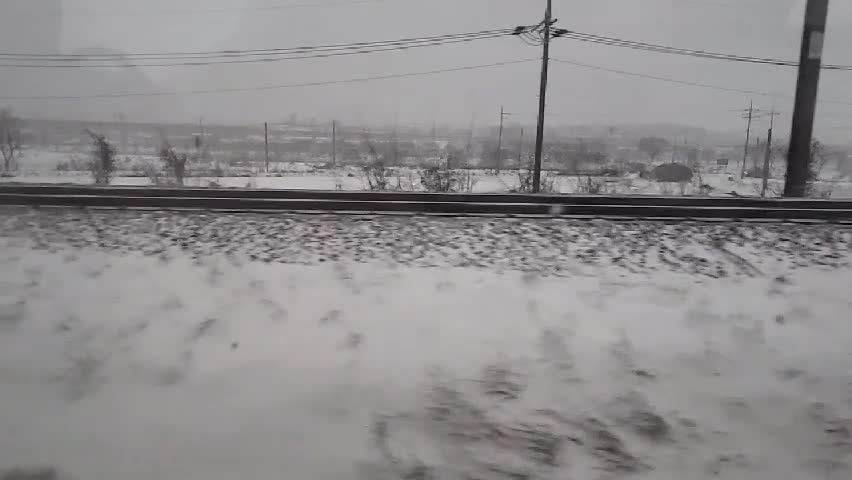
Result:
[1, 184, 852, 221]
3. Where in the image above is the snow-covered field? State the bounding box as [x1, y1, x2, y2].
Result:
[7, 148, 852, 197]
[1, 208, 851, 479]
[6, 170, 846, 198]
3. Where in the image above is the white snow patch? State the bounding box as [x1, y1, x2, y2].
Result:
[0, 245, 851, 479]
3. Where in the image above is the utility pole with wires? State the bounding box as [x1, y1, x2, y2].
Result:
[264, 122, 270, 174]
[198, 118, 205, 151]
[740, 101, 756, 179]
[532, 0, 553, 193]
[785, 0, 830, 197]
[671, 137, 678, 163]
[517, 128, 525, 169]
[495, 105, 510, 173]
[762, 110, 778, 197]
[332, 120, 337, 168]
[753, 136, 762, 174]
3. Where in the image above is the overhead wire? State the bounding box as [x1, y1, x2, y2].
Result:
[0, 29, 518, 68]
[550, 58, 852, 107]
[6, 17, 852, 108]
[551, 58, 779, 97]
[549, 28, 852, 71]
[0, 58, 539, 101]
[8, 0, 395, 17]
[0, 28, 515, 60]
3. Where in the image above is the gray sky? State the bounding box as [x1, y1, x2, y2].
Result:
[2, 0, 852, 141]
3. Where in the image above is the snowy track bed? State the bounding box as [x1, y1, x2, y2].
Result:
[1, 208, 851, 480]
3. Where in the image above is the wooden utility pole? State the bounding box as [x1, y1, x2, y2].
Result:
[753, 136, 762, 174]
[332, 120, 337, 167]
[741, 100, 754, 179]
[671, 137, 677, 163]
[532, 0, 552, 192]
[762, 120, 775, 197]
[496, 105, 509, 173]
[264, 122, 270, 174]
[785, 0, 829, 197]
[517, 128, 524, 168]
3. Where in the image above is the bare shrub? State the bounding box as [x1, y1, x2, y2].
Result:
[55, 156, 86, 172]
[638, 136, 669, 163]
[577, 175, 604, 194]
[807, 138, 834, 197]
[211, 163, 227, 178]
[140, 160, 164, 186]
[419, 163, 476, 193]
[512, 163, 557, 193]
[361, 134, 393, 191]
[363, 159, 391, 191]
[419, 166, 455, 192]
[159, 141, 189, 186]
[86, 130, 116, 185]
[0, 108, 23, 173]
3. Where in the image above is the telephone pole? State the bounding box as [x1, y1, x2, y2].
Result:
[332, 120, 337, 168]
[517, 128, 525, 168]
[532, 0, 552, 193]
[762, 109, 778, 197]
[495, 105, 510, 173]
[264, 122, 270, 174]
[741, 100, 754, 179]
[785, 0, 830, 197]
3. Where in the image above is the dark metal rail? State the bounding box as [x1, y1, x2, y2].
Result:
[1, 185, 851, 221]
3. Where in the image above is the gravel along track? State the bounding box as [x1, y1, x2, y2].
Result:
[1, 206, 850, 278]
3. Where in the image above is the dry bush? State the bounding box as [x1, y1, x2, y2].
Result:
[577, 175, 604, 194]
[85, 130, 117, 185]
[159, 141, 189, 186]
[419, 163, 476, 193]
[0, 108, 23, 173]
[361, 135, 398, 191]
[363, 159, 391, 191]
[55, 156, 86, 172]
[139, 160, 164, 186]
[512, 163, 557, 193]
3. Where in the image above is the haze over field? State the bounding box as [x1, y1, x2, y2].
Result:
[2, 0, 852, 142]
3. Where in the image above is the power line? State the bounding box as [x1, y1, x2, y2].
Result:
[8, 0, 394, 17]
[0, 28, 515, 59]
[0, 30, 516, 68]
[551, 58, 776, 97]
[549, 28, 852, 71]
[551, 57, 852, 107]
[0, 58, 538, 101]
[602, 0, 765, 11]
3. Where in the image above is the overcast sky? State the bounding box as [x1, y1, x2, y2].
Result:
[2, 0, 852, 140]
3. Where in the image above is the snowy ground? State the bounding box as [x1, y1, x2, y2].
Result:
[1, 208, 851, 480]
[6, 170, 846, 198]
[6, 148, 852, 197]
